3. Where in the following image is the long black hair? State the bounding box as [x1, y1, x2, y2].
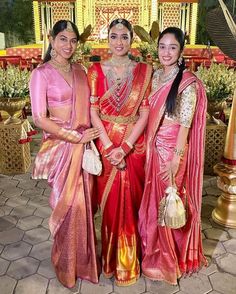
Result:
[43, 20, 79, 63]
[108, 18, 133, 40]
[158, 27, 186, 115]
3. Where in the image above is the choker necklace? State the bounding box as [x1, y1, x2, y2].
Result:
[159, 66, 179, 84]
[110, 56, 131, 67]
[50, 59, 71, 73]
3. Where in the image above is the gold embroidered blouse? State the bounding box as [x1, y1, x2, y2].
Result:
[151, 69, 197, 128]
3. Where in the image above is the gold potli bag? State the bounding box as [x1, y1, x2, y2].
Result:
[158, 173, 186, 229]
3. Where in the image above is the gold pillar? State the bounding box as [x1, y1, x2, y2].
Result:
[33, 1, 41, 44]
[190, 3, 198, 45]
[75, 0, 84, 33]
[151, 0, 158, 23]
[212, 91, 236, 228]
[140, 0, 150, 30]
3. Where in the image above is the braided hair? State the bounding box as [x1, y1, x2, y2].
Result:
[158, 27, 186, 115]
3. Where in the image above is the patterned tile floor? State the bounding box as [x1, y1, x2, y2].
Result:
[0, 132, 236, 294]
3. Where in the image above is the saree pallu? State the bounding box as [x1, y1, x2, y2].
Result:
[91, 62, 152, 285]
[32, 64, 99, 288]
[139, 71, 208, 285]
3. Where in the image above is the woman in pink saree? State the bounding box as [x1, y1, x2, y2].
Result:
[139, 27, 208, 285]
[88, 19, 152, 286]
[29, 20, 100, 288]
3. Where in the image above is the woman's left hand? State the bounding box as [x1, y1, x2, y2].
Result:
[105, 147, 125, 166]
[158, 158, 180, 184]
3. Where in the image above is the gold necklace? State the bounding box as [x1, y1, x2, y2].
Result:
[50, 59, 71, 73]
[159, 66, 179, 84]
[110, 56, 131, 67]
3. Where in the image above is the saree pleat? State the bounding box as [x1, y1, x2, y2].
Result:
[90, 62, 152, 285]
[139, 71, 207, 285]
[31, 63, 99, 288]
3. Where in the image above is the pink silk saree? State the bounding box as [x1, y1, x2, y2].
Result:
[138, 71, 208, 285]
[88, 62, 152, 285]
[30, 63, 99, 288]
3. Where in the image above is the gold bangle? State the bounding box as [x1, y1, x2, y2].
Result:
[125, 140, 133, 149]
[173, 147, 184, 157]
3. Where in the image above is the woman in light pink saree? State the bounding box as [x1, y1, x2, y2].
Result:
[139, 27, 208, 285]
[29, 20, 100, 288]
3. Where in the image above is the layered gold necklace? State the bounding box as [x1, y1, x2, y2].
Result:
[159, 66, 179, 84]
[50, 59, 71, 73]
[110, 56, 131, 67]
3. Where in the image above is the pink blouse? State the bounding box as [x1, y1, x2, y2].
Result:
[29, 63, 73, 120]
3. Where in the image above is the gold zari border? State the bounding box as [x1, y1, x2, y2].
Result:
[100, 114, 139, 124]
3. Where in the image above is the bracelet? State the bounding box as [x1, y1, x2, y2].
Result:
[173, 147, 184, 157]
[90, 95, 99, 103]
[58, 128, 82, 143]
[121, 141, 133, 155]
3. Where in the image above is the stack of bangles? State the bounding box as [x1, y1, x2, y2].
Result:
[104, 141, 134, 156]
[58, 127, 83, 143]
[173, 147, 184, 157]
[121, 141, 133, 155]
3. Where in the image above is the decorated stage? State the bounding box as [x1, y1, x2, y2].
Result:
[4, 43, 223, 60]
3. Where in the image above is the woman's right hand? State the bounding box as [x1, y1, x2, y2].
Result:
[80, 127, 100, 144]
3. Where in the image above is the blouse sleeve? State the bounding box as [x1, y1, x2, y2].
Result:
[139, 81, 151, 112]
[178, 82, 197, 128]
[29, 67, 48, 123]
[87, 64, 99, 110]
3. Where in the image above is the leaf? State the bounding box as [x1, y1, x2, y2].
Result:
[150, 21, 159, 42]
[79, 24, 93, 43]
[133, 25, 152, 43]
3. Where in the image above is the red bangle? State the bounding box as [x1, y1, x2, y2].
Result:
[121, 141, 133, 155]
[104, 144, 114, 154]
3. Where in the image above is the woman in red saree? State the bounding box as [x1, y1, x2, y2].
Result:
[88, 19, 152, 286]
[30, 20, 100, 288]
[139, 27, 208, 285]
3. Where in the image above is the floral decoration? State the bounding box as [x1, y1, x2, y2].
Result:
[197, 63, 236, 102]
[0, 65, 31, 98]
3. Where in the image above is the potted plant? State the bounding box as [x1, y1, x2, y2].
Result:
[134, 21, 160, 68]
[197, 63, 236, 123]
[0, 65, 31, 124]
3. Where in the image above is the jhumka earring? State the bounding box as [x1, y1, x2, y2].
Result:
[50, 48, 57, 59]
[178, 56, 183, 66]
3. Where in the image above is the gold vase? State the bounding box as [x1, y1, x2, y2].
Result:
[207, 100, 227, 124]
[0, 97, 26, 125]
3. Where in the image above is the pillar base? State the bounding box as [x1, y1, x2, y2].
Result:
[212, 163, 236, 228]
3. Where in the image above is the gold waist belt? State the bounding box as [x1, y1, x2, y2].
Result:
[100, 114, 139, 124]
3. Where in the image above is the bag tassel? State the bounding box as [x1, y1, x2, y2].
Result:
[25, 119, 38, 136]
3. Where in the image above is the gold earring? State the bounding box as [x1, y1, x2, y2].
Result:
[178, 56, 183, 66]
[50, 48, 57, 59]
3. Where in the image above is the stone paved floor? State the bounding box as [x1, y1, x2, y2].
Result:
[0, 132, 236, 293]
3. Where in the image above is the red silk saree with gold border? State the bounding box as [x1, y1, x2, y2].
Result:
[88, 62, 152, 285]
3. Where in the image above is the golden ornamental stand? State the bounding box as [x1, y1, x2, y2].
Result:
[212, 90, 236, 228]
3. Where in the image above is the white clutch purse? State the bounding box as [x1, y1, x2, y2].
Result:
[82, 141, 102, 176]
